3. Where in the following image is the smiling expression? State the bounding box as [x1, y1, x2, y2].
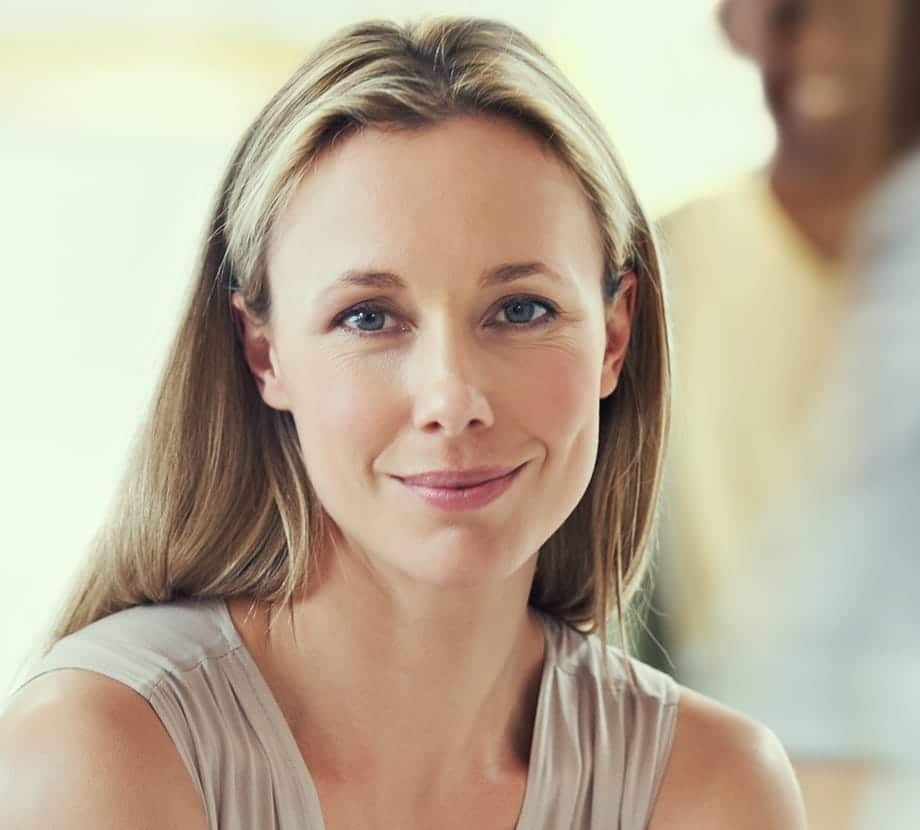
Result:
[235, 116, 634, 589]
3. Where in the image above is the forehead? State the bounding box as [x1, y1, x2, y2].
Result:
[267, 116, 605, 293]
[792, 0, 899, 49]
[725, 0, 899, 58]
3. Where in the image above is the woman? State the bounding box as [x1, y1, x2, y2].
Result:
[0, 17, 804, 829]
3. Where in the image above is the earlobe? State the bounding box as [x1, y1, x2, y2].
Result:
[231, 293, 290, 411]
[599, 271, 637, 399]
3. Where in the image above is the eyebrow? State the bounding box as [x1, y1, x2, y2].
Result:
[327, 270, 405, 293]
[480, 261, 564, 287]
[325, 261, 564, 295]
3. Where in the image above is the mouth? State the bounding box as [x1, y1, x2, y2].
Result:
[392, 463, 527, 513]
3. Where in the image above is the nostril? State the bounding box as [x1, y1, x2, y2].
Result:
[411, 381, 495, 435]
[421, 415, 489, 434]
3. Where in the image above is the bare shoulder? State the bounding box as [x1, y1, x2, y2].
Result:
[0, 669, 207, 829]
[649, 685, 806, 830]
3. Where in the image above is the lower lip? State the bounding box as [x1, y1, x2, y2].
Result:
[397, 466, 525, 513]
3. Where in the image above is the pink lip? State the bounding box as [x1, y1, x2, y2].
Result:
[394, 464, 525, 512]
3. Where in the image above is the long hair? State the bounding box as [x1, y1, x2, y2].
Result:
[44, 17, 670, 656]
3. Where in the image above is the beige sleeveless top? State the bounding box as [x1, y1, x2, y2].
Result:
[13, 598, 679, 829]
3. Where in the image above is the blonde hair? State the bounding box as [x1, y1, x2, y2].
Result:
[45, 17, 670, 655]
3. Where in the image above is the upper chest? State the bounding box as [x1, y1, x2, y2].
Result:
[308, 767, 530, 830]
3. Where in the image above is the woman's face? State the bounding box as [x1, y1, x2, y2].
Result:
[237, 116, 634, 590]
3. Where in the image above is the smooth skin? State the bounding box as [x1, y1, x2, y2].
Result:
[0, 117, 805, 829]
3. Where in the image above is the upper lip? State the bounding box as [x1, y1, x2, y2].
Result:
[395, 465, 523, 488]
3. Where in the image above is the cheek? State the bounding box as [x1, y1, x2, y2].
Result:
[283, 350, 402, 473]
[508, 344, 602, 541]
[513, 345, 600, 441]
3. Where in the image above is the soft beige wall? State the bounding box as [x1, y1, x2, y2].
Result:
[0, 0, 773, 692]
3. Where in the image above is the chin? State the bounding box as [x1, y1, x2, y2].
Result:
[393, 532, 536, 590]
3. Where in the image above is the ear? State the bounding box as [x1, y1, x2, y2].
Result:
[718, 0, 765, 60]
[599, 271, 637, 399]
[231, 293, 291, 411]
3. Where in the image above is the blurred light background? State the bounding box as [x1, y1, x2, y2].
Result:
[0, 0, 773, 691]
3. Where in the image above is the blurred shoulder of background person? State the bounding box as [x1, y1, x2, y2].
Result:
[775, 142, 920, 830]
[654, 163, 847, 725]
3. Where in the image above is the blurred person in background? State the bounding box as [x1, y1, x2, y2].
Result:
[742, 0, 920, 827]
[653, 0, 854, 760]
[656, 0, 920, 828]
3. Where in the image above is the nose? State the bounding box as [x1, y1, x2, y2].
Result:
[409, 325, 495, 437]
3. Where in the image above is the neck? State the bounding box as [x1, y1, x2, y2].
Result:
[244, 545, 546, 794]
[769, 173, 857, 262]
[768, 151, 890, 263]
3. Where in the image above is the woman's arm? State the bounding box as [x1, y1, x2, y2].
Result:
[0, 670, 208, 829]
[649, 687, 807, 829]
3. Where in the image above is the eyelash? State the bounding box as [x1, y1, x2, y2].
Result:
[332, 295, 560, 338]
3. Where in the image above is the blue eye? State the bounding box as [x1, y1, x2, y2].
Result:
[339, 306, 391, 333]
[495, 298, 555, 326]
